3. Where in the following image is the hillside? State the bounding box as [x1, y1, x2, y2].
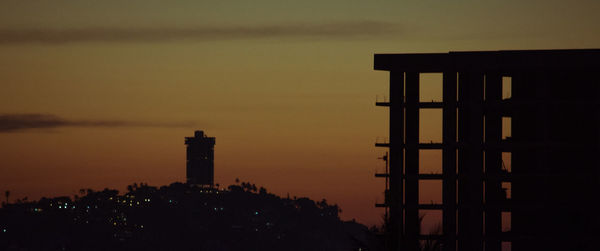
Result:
[0, 182, 380, 250]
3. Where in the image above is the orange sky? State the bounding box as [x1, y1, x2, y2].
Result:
[0, 1, 599, 227]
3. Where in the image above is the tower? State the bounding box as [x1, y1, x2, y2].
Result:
[185, 130, 216, 186]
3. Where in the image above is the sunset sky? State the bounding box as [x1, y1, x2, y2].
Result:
[1, 1, 599, 226]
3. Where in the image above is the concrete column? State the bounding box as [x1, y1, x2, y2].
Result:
[442, 71, 457, 251]
[458, 71, 484, 251]
[405, 71, 420, 251]
[389, 71, 404, 251]
[485, 72, 503, 251]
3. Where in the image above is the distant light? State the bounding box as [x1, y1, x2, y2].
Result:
[140, 225, 144, 229]
[59, 206, 62, 209]
[2, 229, 5, 233]
[255, 211, 259, 215]
[169, 200, 172, 203]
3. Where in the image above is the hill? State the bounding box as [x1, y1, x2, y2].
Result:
[0, 182, 380, 250]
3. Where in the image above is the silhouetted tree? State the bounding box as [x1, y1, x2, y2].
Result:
[417, 214, 442, 251]
[4, 190, 9, 204]
[259, 187, 267, 195]
[317, 199, 328, 209]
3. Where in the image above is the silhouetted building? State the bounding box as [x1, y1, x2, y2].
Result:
[374, 49, 600, 251]
[185, 131, 215, 186]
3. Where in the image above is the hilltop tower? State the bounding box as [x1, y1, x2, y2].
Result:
[185, 130, 216, 186]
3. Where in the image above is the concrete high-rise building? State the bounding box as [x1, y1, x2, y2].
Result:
[185, 130, 215, 186]
[373, 49, 600, 251]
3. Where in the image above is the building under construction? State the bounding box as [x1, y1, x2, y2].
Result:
[185, 130, 216, 186]
[374, 49, 600, 251]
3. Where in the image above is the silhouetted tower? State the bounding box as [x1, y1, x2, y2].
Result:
[374, 49, 600, 251]
[185, 130, 216, 186]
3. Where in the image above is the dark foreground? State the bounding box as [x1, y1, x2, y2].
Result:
[0, 182, 380, 250]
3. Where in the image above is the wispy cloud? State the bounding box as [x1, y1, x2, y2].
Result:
[0, 21, 400, 44]
[0, 114, 195, 132]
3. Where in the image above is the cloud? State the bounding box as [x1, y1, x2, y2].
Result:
[0, 21, 400, 44]
[0, 113, 195, 132]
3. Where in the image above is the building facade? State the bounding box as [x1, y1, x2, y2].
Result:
[185, 130, 216, 186]
[374, 50, 600, 251]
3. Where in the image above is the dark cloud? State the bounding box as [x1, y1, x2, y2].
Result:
[0, 114, 195, 132]
[0, 21, 400, 44]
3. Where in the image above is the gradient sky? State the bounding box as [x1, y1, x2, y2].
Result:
[1, 1, 599, 227]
